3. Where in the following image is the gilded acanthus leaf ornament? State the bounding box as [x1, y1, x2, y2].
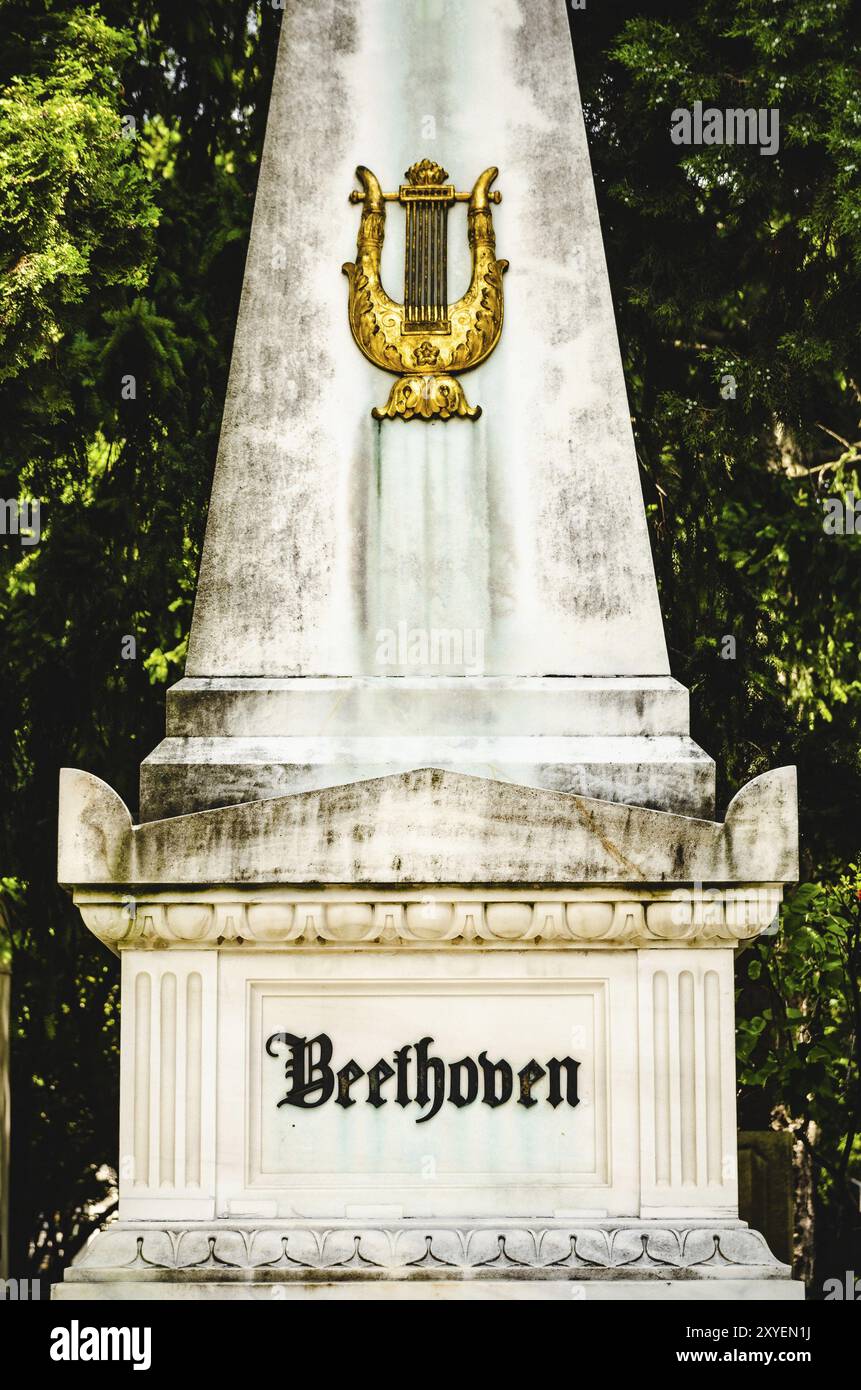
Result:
[342, 160, 508, 421]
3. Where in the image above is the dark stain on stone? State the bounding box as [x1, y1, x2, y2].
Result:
[329, 0, 358, 56]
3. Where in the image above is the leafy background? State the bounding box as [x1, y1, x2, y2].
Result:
[0, 0, 858, 1291]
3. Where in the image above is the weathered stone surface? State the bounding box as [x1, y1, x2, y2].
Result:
[51, 1277, 806, 1301]
[142, 676, 714, 819]
[164, 677, 694, 740]
[184, 0, 669, 681]
[65, 1219, 791, 1280]
[135, 2, 719, 821]
[140, 732, 715, 821]
[72, 886, 784, 952]
[59, 764, 798, 888]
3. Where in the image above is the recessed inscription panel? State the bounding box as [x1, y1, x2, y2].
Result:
[217, 954, 638, 1219]
[258, 987, 595, 1177]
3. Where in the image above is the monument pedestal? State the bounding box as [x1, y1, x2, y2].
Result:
[54, 0, 804, 1300]
[56, 1227, 799, 1302]
[54, 775, 802, 1300]
[141, 676, 715, 819]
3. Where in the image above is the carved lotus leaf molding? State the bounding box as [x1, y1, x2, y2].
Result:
[69, 1222, 790, 1281]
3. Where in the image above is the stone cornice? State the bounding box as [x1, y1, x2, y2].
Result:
[75, 886, 783, 952]
[58, 764, 799, 888]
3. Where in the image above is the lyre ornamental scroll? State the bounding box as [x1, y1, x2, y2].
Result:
[343, 159, 508, 421]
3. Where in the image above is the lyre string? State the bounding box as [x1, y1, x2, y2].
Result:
[403, 190, 449, 329]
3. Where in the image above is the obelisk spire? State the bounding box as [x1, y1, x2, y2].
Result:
[141, 1, 714, 821]
[185, 0, 667, 679]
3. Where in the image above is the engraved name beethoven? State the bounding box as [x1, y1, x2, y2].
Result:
[265, 1032, 580, 1123]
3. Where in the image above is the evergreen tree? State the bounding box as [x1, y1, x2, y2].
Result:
[0, 0, 280, 1276]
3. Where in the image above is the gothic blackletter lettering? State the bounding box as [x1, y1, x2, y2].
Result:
[517, 1060, 546, 1108]
[266, 1032, 335, 1108]
[479, 1051, 513, 1107]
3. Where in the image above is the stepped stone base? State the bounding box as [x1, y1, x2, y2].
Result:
[53, 1219, 803, 1301]
[54, 1279, 804, 1302]
[139, 677, 715, 820]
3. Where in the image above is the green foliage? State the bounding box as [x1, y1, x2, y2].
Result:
[0, 0, 281, 1276]
[0, 10, 157, 384]
[573, 0, 861, 861]
[739, 872, 861, 1221]
[571, 0, 861, 1280]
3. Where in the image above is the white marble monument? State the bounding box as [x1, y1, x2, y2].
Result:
[54, 0, 802, 1300]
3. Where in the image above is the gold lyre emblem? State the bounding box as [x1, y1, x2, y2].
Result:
[343, 159, 507, 421]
